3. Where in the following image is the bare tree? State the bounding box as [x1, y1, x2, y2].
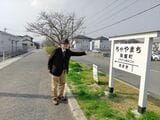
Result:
[26, 12, 84, 45]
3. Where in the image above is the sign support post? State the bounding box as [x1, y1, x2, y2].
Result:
[108, 40, 115, 93]
[138, 37, 153, 113]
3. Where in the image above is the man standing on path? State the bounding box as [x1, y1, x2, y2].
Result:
[48, 39, 87, 105]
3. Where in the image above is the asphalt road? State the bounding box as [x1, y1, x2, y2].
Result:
[0, 49, 74, 120]
[72, 54, 160, 98]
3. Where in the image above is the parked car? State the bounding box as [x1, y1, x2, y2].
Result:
[151, 53, 160, 61]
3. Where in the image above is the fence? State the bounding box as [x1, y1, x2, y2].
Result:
[0, 50, 28, 62]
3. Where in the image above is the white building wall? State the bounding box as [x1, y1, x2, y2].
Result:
[0, 31, 34, 57]
[90, 41, 93, 50]
[91, 39, 111, 51]
[0, 32, 16, 55]
[94, 40, 100, 50]
[74, 39, 90, 50]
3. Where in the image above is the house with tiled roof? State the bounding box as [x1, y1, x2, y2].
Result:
[73, 35, 93, 50]
[90, 36, 111, 52]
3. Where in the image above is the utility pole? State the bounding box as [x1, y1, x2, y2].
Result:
[2, 40, 5, 61]
[4, 27, 7, 32]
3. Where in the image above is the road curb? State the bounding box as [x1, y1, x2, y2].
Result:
[65, 84, 87, 120]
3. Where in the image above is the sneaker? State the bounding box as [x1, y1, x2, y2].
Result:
[58, 96, 67, 102]
[52, 98, 59, 105]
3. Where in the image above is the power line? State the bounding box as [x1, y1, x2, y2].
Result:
[78, 0, 97, 13]
[87, 2, 160, 35]
[87, 0, 129, 27]
[90, 0, 139, 28]
[88, 0, 120, 19]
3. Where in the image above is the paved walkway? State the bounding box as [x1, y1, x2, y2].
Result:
[0, 49, 74, 120]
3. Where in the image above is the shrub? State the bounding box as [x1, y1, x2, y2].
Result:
[70, 63, 82, 72]
[45, 45, 56, 55]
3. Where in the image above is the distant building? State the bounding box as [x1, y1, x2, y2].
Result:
[73, 35, 92, 50]
[17, 35, 34, 53]
[73, 35, 111, 52]
[0, 31, 18, 56]
[72, 32, 160, 54]
[90, 36, 111, 51]
[0, 31, 34, 57]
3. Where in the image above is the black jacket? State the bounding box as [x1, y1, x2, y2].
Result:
[48, 47, 86, 76]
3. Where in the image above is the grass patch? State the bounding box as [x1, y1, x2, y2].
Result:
[139, 112, 160, 120]
[67, 60, 160, 120]
[126, 108, 136, 120]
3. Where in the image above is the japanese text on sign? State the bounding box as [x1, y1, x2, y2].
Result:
[113, 43, 144, 75]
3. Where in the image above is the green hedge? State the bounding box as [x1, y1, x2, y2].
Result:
[45, 45, 56, 55]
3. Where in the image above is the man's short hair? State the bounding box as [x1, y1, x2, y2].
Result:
[60, 39, 69, 44]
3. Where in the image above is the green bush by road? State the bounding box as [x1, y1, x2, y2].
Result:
[45, 45, 56, 55]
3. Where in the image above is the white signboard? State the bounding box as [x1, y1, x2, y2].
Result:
[93, 64, 98, 82]
[108, 31, 159, 114]
[113, 43, 145, 76]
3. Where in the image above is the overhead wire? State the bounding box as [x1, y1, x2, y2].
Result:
[87, 0, 121, 19]
[86, 2, 160, 35]
[87, 0, 129, 27]
[89, 0, 140, 28]
[78, 0, 97, 12]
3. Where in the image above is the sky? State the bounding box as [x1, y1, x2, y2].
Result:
[0, 0, 160, 42]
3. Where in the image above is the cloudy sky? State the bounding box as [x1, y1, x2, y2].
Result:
[0, 0, 160, 42]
